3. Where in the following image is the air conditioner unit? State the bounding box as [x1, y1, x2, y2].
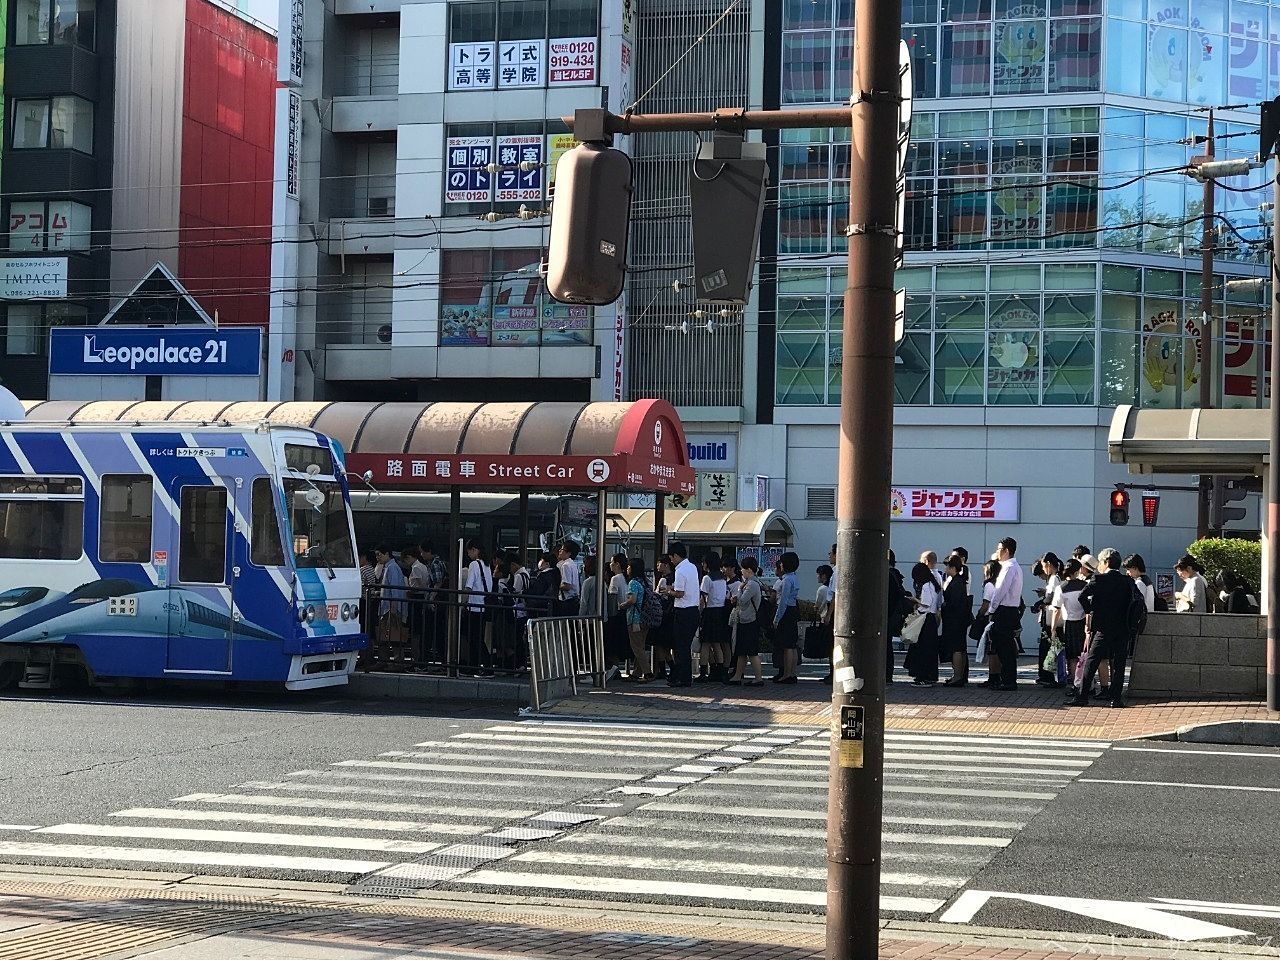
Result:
[367, 196, 392, 218]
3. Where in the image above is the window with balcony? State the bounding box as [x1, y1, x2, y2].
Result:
[447, 0, 601, 90]
[11, 96, 94, 153]
[15, 0, 96, 49]
[6, 200, 92, 252]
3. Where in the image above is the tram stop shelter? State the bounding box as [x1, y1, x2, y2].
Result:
[21, 397, 697, 623]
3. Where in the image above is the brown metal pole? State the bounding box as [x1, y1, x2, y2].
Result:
[827, 1, 898, 957]
[447, 487, 461, 678]
[1198, 112, 1216, 540]
[1269, 160, 1280, 713]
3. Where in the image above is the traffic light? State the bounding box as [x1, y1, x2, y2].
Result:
[689, 131, 768, 303]
[1211, 475, 1252, 530]
[1140, 489, 1161, 527]
[1109, 487, 1130, 526]
[546, 129, 633, 306]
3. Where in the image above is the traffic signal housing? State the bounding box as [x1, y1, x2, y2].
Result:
[1109, 487, 1130, 526]
[546, 140, 633, 306]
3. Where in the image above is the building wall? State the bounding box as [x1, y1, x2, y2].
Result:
[177, 0, 276, 327]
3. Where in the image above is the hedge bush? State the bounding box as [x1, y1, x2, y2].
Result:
[1186, 538, 1261, 591]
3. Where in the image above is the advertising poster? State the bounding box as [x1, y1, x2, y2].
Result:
[497, 39, 545, 87]
[445, 136, 493, 204]
[495, 134, 543, 202]
[541, 303, 591, 344]
[1146, 9, 1188, 100]
[548, 36, 599, 85]
[993, 18, 1046, 94]
[449, 42, 497, 89]
[697, 472, 736, 511]
[546, 133, 579, 186]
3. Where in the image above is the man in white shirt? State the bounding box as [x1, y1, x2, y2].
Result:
[662, 540, 701, 687]
[556, 540, 581, 616]
[987, 536, 1024, 690]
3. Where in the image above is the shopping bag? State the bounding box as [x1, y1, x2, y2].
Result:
[900, 611, 925, 645]
[972, 621, 991, 662]
[1055, 651, 1068, 684]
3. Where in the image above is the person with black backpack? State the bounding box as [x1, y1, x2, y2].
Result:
[1069, 547, 1141, 708]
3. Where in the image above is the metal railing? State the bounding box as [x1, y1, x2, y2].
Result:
[360, 584, 558, 676]
[526, 616, 607, 711]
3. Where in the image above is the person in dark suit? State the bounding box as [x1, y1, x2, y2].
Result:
[1069, 547, 1140, 708]
[886, 549, 908, 682]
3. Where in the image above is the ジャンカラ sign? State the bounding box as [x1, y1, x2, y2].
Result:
[890, 487, 1020, 522]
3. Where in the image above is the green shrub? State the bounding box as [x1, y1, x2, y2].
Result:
[1186, 538, 1261, 592]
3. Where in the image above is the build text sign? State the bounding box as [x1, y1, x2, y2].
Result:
[50, 327, 263, 377]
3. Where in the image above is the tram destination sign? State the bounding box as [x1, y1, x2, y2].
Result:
[50, 327, 263, 377]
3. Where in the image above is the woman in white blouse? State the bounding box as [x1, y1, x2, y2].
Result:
[1174, 557, 1209, 613]
[903, 561, 942, 686]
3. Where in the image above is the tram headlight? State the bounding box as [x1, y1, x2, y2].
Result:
[305, 604, 317, 624]
[340, 602, 352, 621]
[351, 601, 360, 619]
[296, 606, 307, 623]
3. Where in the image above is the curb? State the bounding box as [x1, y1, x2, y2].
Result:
[1173, 719, 1280, 746]
[346, 671, 529, 706]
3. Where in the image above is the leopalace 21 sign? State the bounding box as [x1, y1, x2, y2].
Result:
[50, 328, 263, 377]
[891, 487, 1020, 522]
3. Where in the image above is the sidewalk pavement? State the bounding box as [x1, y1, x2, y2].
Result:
[540, 676, 1274, 740]
[0, 874, 1270, 960]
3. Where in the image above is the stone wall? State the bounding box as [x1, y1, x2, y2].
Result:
[1128, 612, 1266, 699]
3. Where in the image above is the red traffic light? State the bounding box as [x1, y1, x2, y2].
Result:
[1109, 488, 1130, 526]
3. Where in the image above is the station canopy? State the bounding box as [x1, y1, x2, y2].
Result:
[607, 508, 794, 544]
[1108, 404, 1268, 476]
[20, 398, 697, 496]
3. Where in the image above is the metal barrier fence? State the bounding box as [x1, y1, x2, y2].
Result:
[359, 584, 559, 676]
[526, 617, 607, 710]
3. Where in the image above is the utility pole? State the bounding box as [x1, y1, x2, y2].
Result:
[1198, 111, 1216, 539]
[561, 2, 902, 940]
[1270, 151, 1280, 713]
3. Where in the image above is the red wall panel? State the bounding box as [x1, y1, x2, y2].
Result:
[178, 0, 277, 328]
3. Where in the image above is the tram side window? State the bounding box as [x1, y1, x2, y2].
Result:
[250, 478, 286, 566]
[0, 475, 83, 560]
[99, 475, 153, 563]
[178, 486, 227, 584]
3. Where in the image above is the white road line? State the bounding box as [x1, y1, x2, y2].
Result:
[700, 755, 751, 765]
[1153, 897, 1280, 918]
[173, 793, 532, 817]
[881, 763, 1085, 777]
[286, 770, 575, 791]
[1114, 747, 1280, 760]
[112, 808, 488, 835]
[785, 746, 1105, 761]
[378, 750, 669, 767]
[688, 776, 1055, 801]
[610, 786, 678, 796]
[34, 823, 442, 854]
[760, 754, 1091, 768]
[507, 850, 965, 886]
[553, 833, 989, 866]
[1079, 778, 1280, 793]
[332, 761, 640, 781]
[719, 746, 776, 755]
[843, 733, 1108, 749]
[404, 742, 694, 759]
[672, 765, 720, 774]
[452, 870, 944, 914]
[0, 840, 388, 874]
[475, 725, 756, 741]
[239, 780, 554, 803]
[647, 775, 701, 785]
[601, 815, 1023, 838]
[0, 825, 38, 831]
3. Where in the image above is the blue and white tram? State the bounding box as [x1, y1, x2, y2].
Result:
[0, 421, 366, 691]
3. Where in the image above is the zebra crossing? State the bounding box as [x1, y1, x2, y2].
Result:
[0, 717, 1108, 917]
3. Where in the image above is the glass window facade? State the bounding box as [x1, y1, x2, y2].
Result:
[440, 247, 592, 347]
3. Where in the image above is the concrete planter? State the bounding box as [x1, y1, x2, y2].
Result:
[1128, 611, 1266, 699]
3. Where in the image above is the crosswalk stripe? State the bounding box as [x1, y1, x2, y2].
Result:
[700, 763, 1081, 781]
[832, 732, 1108, 749]
[286, 769, 586, 791]
[552, 833, 990, 866]
[0, 840, 388, 874]
[403, 742, 695, 759]
[606, 812, 1027, 832]
[111, 808, 490, 835]
[34, 823, 442, 854]
[476, 725, 759, 741]
[172, 793, 530, 818]
[0, 825, 37, 831]
[507, 849, 965, 886]
[785, 746, 1104, 761]
[452, 870, 944, 914]
[333, 760, 641, 781]
[378, 749, 672, 767]
[239, 780, 561, 803]
[757, 755, 1091, 769]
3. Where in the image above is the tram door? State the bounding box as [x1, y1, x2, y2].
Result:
[165, 481, 235, 673]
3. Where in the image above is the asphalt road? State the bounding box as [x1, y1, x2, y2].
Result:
[1, 688, 1277, 950]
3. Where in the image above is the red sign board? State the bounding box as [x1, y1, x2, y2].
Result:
[347, 452, 695, 495]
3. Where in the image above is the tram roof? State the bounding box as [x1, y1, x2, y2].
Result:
[20, 398, 697, 496]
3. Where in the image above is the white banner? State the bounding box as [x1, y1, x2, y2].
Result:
[280, 0, 304, 85]
[548, 36, 598, 85]
[1, 257, 68, 299]
[890, 487, 1021, 522]
[497, 39, 544, 87]
[445, 136, 493, 203]
[449, 42, 497, 90]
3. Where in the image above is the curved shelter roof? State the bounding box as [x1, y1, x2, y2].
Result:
[1108, 404, 1269, 475]
[607, 509, 794, 543]
[21, 398, 696, 495]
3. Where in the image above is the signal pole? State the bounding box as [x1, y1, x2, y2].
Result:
[560, 5, 903, 945]
[1198, 112, 1215, 539]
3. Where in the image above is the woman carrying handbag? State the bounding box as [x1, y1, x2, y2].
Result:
[903, 561, 942, 686]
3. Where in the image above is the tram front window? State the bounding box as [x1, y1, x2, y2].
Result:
[285, 480, 356, 569]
